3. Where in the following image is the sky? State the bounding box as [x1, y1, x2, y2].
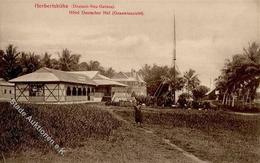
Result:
[0, 0, 259, 88]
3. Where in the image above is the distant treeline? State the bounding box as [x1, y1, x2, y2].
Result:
[0, 44, 209, 98]
[0, 45, 116, 80]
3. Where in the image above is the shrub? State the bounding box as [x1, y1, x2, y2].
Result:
[191, 101, 200, 109]
[135, 95, 155, 106]
[177, 93, 192, 108]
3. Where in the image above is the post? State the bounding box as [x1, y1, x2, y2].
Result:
[172, 13, 176, 104]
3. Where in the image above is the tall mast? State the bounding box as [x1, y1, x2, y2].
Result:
[173, 14, 176, 66]
[172, 14, 176, 104]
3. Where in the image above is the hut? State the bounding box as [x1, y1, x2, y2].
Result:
[0, 78, 14, 101]
[69, 71, 127, 102]
[9, 67, 97, 103]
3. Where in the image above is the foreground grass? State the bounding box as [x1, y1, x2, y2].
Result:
[0, 102, 121, 157]
[2, 103, 260, 162]
[115, 107, 260, 163]
[4, 112, 193, 163]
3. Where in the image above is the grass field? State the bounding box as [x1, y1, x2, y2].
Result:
[115, 107, 260, 163]
[1, 102, 260, 163]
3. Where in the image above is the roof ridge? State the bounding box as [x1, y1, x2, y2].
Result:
[120, 72, 130, 78]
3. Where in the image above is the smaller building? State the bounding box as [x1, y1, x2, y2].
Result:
[9, 68, 97, 104]
[0, 78, 14, 101]
[111, 71, 147, 101]
[205, 88, 219, 100]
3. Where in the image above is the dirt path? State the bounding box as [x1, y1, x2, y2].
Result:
[106, 108, 210, 163]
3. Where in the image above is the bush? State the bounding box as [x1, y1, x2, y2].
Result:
[177, 93, 191, 108]
[135, 95, 155, 106]
[191, 101, 200, 109]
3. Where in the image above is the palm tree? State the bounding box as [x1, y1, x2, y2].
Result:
[20, 52, 41, 74]
[183, 69, 200, 95]
[162, 68, 185, 92]
[1, 45, 22, 80]
[0, 50, 4, 78]
[51, 58, 60, 70]
[216, 42, 260, 108]
[41, 52, 52, 68]
[58, 49, 80, 71]
[156, 67, 185, 105]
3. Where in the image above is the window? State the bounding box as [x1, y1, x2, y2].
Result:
[78, 88, 82, 96]
[29, 84, 44, 97]
[4, 89, 7, 94]
[9, 90, 12, 94]
[66, 87, 71, 96]
[87, 88, 90, 95]
[83, 88, 86, 96]
[87, 88, 91, 100]
[72, 87, 77, 96]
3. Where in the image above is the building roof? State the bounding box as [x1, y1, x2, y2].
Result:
[94, 80, 127, 87]
[112, 71, 146, 83]
[69, 71, 99, 79]
[206, 88, 216, 96]
[69, 71, 127, 87]
[9, 67, 97, 85]
[0, 78, 14, 86]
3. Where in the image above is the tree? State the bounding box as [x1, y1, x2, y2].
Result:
[51, 58, 60, 70]
[102, 67, 116, 78]
[58, 49, 80, 71]
[78, 62, 89, 71]
[0, 45, 22, 80]
[0, 50, 4, 78]
[162, 67, 185, 91]
[20, 52, 41, 74]
[192, 85, 210, 101]
[41, 52, 52, 68]
[139, 64, 169, 95]
[216, 42, 260, 108]
[87, 60, 105, 72]
[183, 69, 200, 95]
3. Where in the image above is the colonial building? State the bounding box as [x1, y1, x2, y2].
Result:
[8, 67, 146, 103]
[111, 71, 147, 101]
[9, 68, 96, 103]
[0, 78, 14, 101]
[69, 71, 127, 102]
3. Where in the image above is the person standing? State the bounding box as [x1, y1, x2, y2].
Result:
[134, 102, 143, 127]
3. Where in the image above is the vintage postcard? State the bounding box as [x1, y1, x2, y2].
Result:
[0, 0, 259, 162]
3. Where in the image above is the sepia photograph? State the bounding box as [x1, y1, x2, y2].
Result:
[0, 0, 259, 162]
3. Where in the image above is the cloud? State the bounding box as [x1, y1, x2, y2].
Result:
[0, 0, 259, 88]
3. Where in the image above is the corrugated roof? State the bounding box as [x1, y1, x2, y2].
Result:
[9, 67, 97, 85]
[69, 71, 126, 87]
[93, 74, 110, 80]
[94, 79, 127, 87]
[69, 71, 99, 79]
[111, 72, 129, 79]
[112, 72, 146, 83]
[0, 78, 14, 86]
